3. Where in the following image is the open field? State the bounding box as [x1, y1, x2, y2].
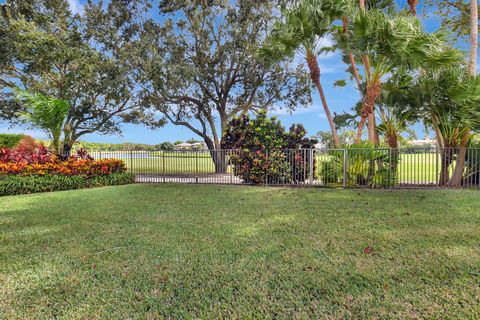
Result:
[1, 184, 479, 318]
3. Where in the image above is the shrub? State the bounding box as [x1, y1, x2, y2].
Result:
[0, 144, 52, 164]
[326, 142, 397, 188]
[156, 142, 174, 150]
[0, 147, 126, 177]
[15, 136, 40, 154]
[0, 173, 135, 196]
[0, 134, 25, 149]
[0, 157, 126, 176]
[222, 111, 317, 184]
[318, 161, 339, 184]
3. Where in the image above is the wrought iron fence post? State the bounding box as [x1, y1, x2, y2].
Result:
[129, 149, 132, 175]
[388, 148, 392, 188]
[435, 147, 439, 187]
[162, 150, 166, 183]
[229, 150, 233, 184]
[265, 149, 268, 186]
[343, 148, 348, 189]
[195, 150, 199, 184]
[309, 149, 314, 185]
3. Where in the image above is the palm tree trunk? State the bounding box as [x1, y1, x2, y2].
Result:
[359, 0, 365, 11]
[439, 148, 454, 186]
[342, 15, 366, 145]
[407, 0, 418, 16]
[306, 51, 340, 148]
[449, 2, 478, 186]
[342, 17, 363, 94]
[449, 132, 470, 187]
[367, 113, 377, 145]
[355, 115, 366, 143]
[470, 0, 478, 76]
[356, 81, 380, 145]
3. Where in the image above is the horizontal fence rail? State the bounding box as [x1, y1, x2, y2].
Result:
[86, 148, 480, 189]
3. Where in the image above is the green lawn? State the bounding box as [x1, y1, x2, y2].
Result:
[1, 185, 479, 318]
[108, 151, 445, 184]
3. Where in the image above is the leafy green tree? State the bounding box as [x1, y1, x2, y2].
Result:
[14, 89, 69, 154]
[314, 130, 355, 148]
[0, 0, 143, 155]
[156, 142, 174, 151]
[261, 0, 349, 148]
[423, 0, 478, 42]
[375, 74, 418, 149]
[134, 1, 311, 172]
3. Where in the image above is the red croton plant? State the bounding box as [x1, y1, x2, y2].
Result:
[0, 138, 126, 177]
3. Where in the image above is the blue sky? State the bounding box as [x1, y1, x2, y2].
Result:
[0, 0, 469, 144]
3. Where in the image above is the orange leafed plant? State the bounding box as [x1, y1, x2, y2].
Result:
[0, 147, 127, 177]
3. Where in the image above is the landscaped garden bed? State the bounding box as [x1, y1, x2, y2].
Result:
[0, 139, 134, 196]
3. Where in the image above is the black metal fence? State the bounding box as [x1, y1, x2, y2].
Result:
[86, 147, 480, 188]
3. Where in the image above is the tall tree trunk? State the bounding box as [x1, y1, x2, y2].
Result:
[342, 16, 363, 95]
[356, 81, 380, 145]
[439, 148, 454, 186]
[306, 51, 341, 148]
[62, 140, 74, 160]
[342, 15, 366, 145]
[449, 132, 470, 187]
[469, 0, 478, 75]
[359, 0, 365, 11]
[355, 115, 366, 143]
[407, 0, 418, 16]
[367, 113, 377, 145]
[449, 1, 478, 186]
[204, 137, 227, 174]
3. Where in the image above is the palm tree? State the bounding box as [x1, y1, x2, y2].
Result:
[14, 89, 70, 155]
[402, 66, 480, 186]
[261, 0, 349, 148]
[470, 0, 478, 76]
[338, 10, 461, 145]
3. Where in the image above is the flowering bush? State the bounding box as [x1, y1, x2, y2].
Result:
[222, 111, 317, 184]
[0, 146, 126, 177]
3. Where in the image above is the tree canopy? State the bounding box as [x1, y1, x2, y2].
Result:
[133, 0, 311, 151]
[0, 0, 143, 154]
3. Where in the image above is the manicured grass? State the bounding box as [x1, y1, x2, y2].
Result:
[1, 184, 479, 318]
[106, 151, 446, 184]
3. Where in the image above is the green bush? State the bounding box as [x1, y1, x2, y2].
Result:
[222, 111, 317, 184]
[326, 142, 397, 188]
[318, 161, 339, 184]
[0, 134, 25, 149]
[0, 173, 135, 196]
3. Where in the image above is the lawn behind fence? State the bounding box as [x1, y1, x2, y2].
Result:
[95, 151, 448, 184]
[1, 184, 479, 318]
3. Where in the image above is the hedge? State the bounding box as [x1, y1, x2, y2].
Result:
[0, 134, 24, 149]
[0, 173, 135, 196]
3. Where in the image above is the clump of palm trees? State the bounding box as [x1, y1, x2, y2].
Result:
[262, 0, 480, 187]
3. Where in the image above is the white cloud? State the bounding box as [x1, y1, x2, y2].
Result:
[67, 0, 84, 15]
